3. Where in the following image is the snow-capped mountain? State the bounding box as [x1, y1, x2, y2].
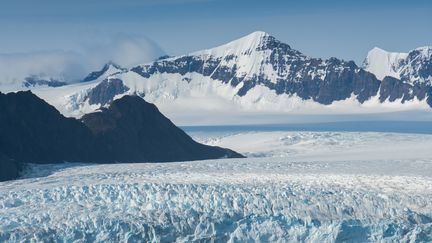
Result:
[32, 31, 432, 121]
[81, 61, 127, 83]
[364, 46, 432, 84]
[84, 31, 380, 107]
[364, 46, 432, 104]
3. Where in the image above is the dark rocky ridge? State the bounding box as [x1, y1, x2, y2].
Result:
[0, 91, 243, 182]
[379, 76, 432, 105]
[0, 91, 96, 163]
[86, 78, 130, 105]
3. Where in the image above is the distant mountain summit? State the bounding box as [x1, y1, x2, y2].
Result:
[0, 91, 243, 181]
[29, 31, 432, 120]
[364, 46, 432, 104]
[82, 61, 127, 83]
[364, 46, 432, 84]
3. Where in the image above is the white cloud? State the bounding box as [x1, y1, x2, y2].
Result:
[80, 33, 164, 68]
[0, 34, 164, 91]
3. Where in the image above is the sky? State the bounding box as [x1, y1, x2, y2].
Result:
[0, 0, 431, 85]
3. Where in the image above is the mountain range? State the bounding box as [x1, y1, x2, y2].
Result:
[9, 31, 432, 120]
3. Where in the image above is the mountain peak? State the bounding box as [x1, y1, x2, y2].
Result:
[104, 61, 124, 70]
[365, 45, 432, 84]
[192, 30, 289, 57]
[369, 47, 387, 54]
[243, 30, 270, 40]
[224, 31, 272, 46]
[82, 62, 126, 83]
[364, 47, 408, 80]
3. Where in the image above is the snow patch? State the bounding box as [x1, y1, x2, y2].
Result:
[363, 47, 408, 80]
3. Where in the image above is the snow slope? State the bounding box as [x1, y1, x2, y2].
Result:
[32, 78, 103, 116]
[363, 47, 408, 80]
[1, 131, 432, 242]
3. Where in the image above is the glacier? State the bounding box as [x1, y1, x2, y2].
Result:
[1, 131, 432, 242]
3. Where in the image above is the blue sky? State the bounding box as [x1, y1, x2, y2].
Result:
[0, 0, 431, 77]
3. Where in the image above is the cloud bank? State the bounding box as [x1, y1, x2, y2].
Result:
[0, 34, 164, 91]
[80, 34, 165, 69]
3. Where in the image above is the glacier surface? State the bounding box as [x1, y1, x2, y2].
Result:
[1, 131, 432, 242]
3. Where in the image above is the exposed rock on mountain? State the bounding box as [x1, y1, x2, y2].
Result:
[364, 46, 432, 84]
[82, 62, 127, 83]
[23, 76, 67, 88]
[364, 46, 432, 105]
[86, 78, 130, 105]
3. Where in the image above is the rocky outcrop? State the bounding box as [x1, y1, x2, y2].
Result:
[379, 76, 431, 104]
[86, 78, 130, 105]
[398, 47, 432, 85]
[82, 62, 126, 83]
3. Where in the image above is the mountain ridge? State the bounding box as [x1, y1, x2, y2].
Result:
[82, 61, 127, 83]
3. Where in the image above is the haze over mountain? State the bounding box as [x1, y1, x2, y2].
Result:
[0, 35, 164, 91]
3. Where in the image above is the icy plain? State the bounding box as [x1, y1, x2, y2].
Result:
[1, 131, 432, 242]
